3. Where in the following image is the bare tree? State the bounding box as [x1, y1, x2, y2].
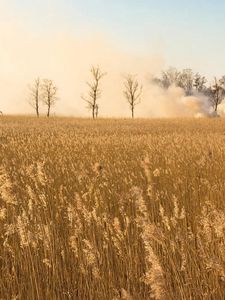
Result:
[82, 66, 106, 119]
[42, 79, 58, 117]
[207, 77, 225, 113]
[177, 69, 194, 96]
[95, 104, 99, 118]
[153, 67, 180, 89]
[193, 73, 207, 93]
[123, 74, 142, 118]
[219, 75, 225, 90]
[154, 67, 196, 95]
[28, 78, 41, 117]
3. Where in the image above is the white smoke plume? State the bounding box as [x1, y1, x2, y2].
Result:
[139, 83, 213, 118]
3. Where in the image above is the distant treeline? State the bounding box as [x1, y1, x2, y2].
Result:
[154, 67, 225, 113]
[26, 66, 225, 118]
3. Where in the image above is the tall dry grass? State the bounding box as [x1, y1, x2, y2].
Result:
[0, 116, 225, 299]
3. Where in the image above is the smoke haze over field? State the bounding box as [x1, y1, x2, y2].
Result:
[0, 1, 225, 118]
[0, 10, 162, 117]
[0, 26, 163, 117]
[140, 85, 213, 118]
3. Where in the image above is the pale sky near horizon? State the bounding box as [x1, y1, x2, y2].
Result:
[1, 0, 225, 116]
[6, 0, 225, 78]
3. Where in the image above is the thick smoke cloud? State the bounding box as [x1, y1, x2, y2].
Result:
[139, 84, 214, 118]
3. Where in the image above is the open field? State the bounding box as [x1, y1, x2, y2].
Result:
[1, 117, 225, 299]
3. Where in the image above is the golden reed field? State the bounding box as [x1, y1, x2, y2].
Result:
[1, 116, 225, 300]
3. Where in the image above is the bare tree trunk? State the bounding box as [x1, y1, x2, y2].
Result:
[215, 103, 218, 112]
[47, 104, 50, 117]
[214, 78, 219, 113]
[35, 84, 39, 117]
[93, 90, 97, 119]
[36, 104, 39, 118]
[215, 90, 219, 112]
[132, 106, 134, 118]
[95, 105, 99, 118]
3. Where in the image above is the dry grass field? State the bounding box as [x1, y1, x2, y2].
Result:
[1, 116, 225, 299]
